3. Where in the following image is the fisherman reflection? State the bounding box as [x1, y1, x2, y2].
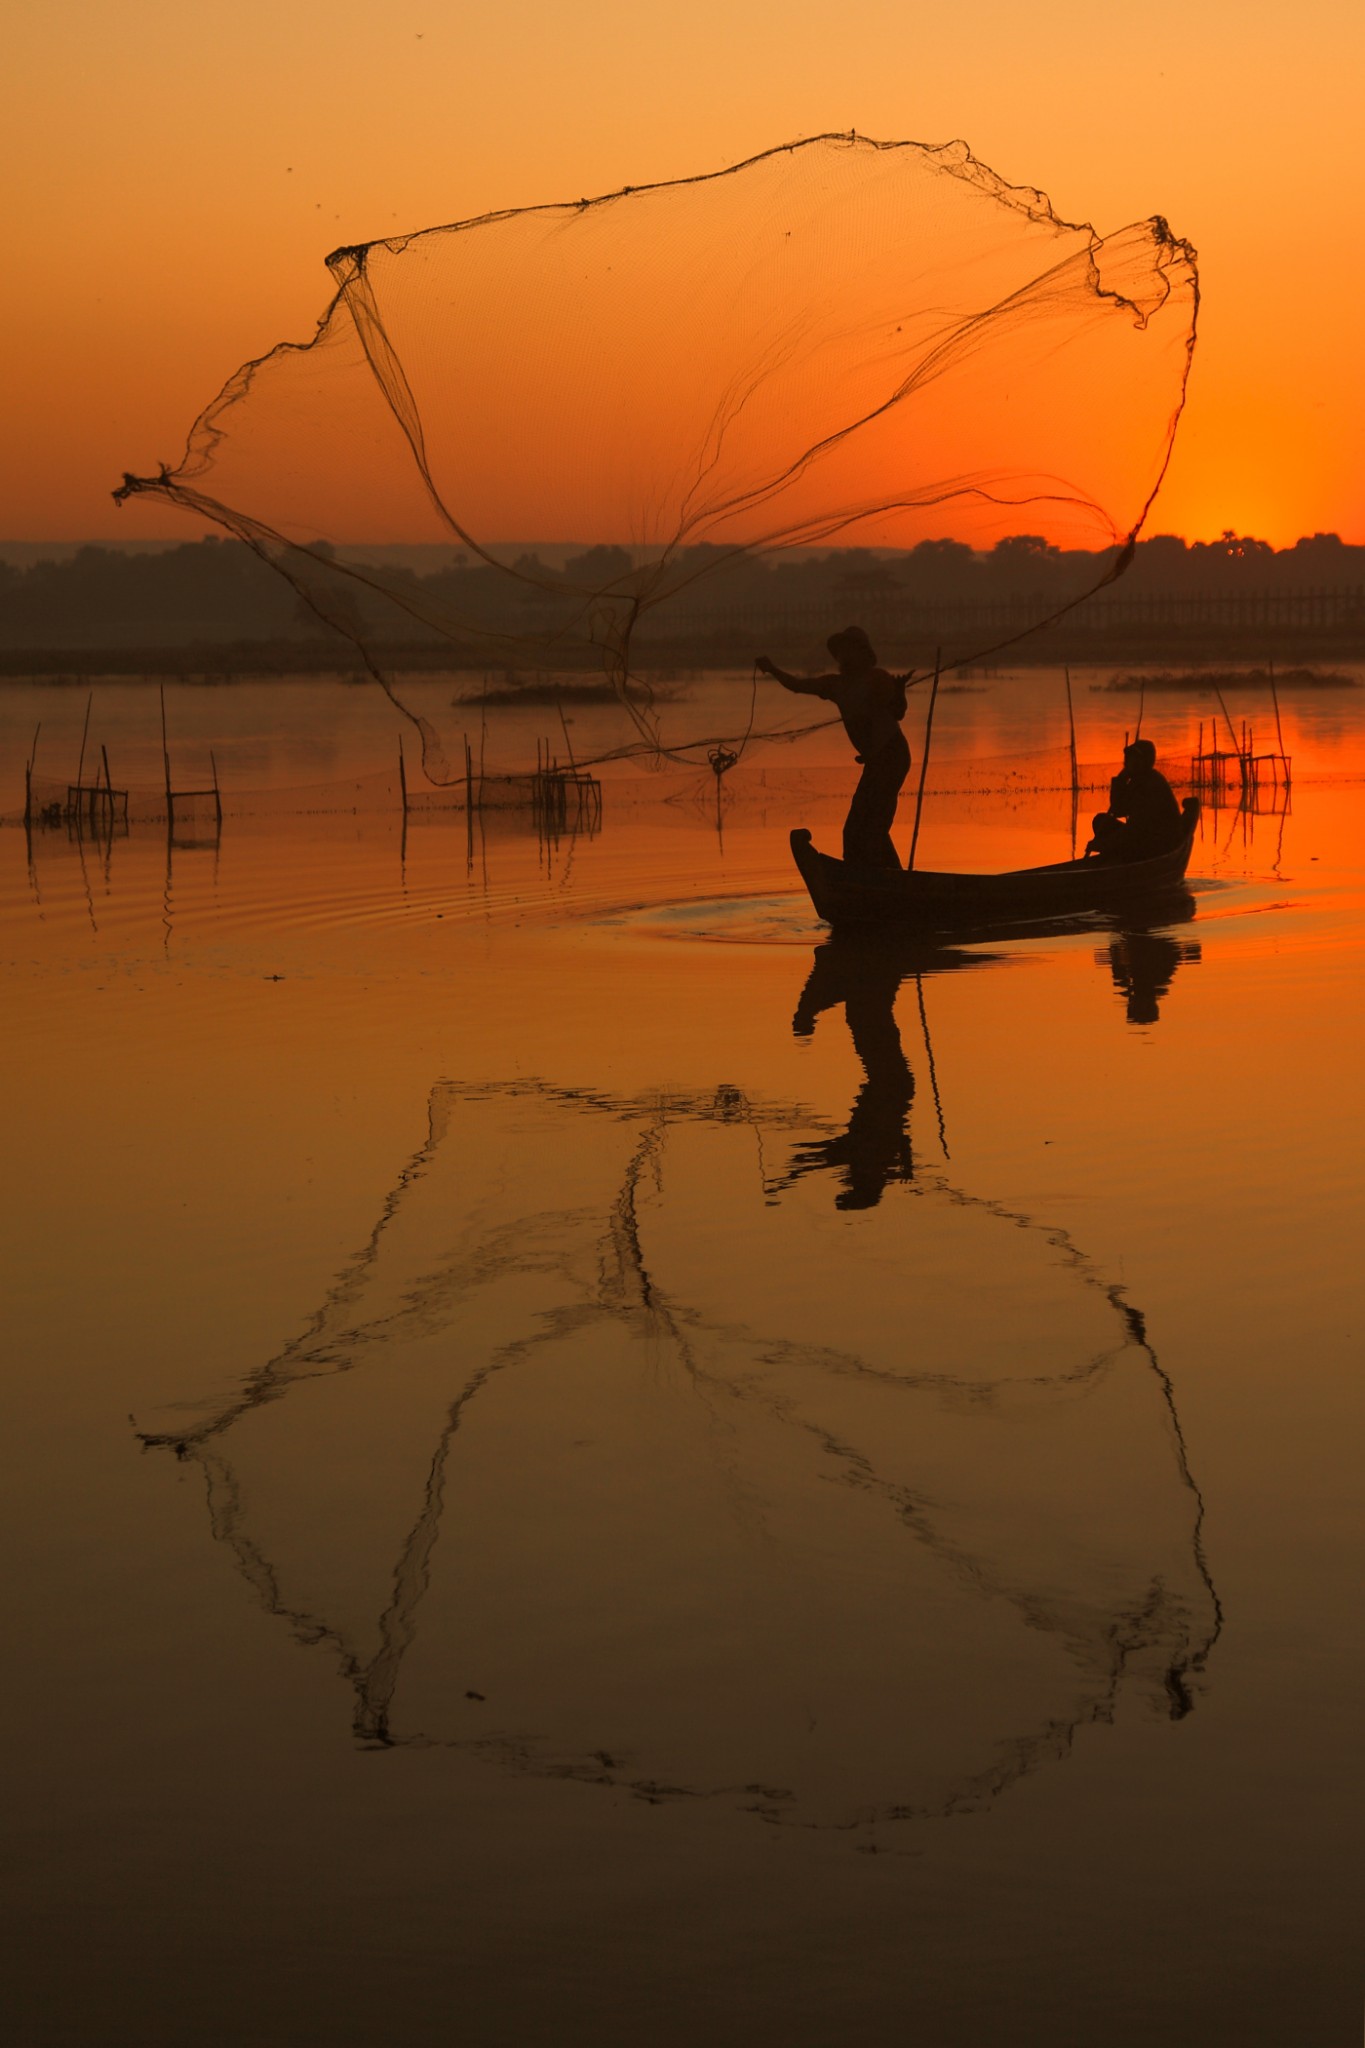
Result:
[756, 626, 912, 868]
[1104, 922, 1201, 1024]
[781, 938, 914, 1209]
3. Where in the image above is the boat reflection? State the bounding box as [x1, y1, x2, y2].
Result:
[784, 890, 1201, 1209]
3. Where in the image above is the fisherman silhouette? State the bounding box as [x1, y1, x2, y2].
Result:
[784, 937, 915, 1209]
[1087, 738, 1186, 862]
[757, 625, 911, 867]
[1104, 924, 1201, 1024]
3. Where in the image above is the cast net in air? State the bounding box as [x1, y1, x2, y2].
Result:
[115, 133, 1198, 783]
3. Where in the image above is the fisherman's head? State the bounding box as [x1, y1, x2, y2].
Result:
[1124, 738, 1157, 771]
[827, 624, 876, 675]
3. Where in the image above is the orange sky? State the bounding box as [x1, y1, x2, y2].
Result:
[6, 0, 1363, 546]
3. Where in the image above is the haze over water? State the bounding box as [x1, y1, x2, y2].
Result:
[3, 671, 1361, 2045]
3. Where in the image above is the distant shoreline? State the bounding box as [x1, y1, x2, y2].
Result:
[3, 645, 1362, 684]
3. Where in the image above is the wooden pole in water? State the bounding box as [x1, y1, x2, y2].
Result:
[464, 732, 474, 816]
[75, 690, 93, 795]
[24, 720, 40, 828]
[210, 749, 223, 827]
[557, 694, 578, 775]
[159, 682, 173, 816]
[397, 735, 408, 815]
[1214, 686, 1243, 783]
[1268, 659, 1290, 786]
[906, 647, 942, 874]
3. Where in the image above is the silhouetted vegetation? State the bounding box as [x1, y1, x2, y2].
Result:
[2, 530, 1362, 670]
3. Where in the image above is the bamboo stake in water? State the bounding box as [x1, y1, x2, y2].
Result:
[159, 683, 172, 805]
[24, 721, 41, 829]
[906, 648, 942, 873]
[76, 689, 93, 795]
[1214, 686, 1243, 780]
[557, 694, 578, 775]
[1268, 658, 1290, 787]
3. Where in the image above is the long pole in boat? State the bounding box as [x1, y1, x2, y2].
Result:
[906, 646, 942, 874]
[1064, 665, 1080, 857]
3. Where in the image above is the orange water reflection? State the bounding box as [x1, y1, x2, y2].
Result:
[3, 678, 1363, 2044]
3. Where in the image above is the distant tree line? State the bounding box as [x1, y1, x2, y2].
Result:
[2, 530, 1362, 664]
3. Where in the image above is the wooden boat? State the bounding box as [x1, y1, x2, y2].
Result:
[791, 799, 1200, 929]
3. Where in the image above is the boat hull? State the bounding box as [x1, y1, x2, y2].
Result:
[790, 810, 1199, 930]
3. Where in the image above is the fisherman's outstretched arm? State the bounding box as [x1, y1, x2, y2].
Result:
[755, 656, 839, 696]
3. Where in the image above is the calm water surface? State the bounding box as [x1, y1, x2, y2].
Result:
[2, 675, 1361, 2044]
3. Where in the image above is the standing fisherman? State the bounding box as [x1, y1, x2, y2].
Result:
[757, 626, 912, 869]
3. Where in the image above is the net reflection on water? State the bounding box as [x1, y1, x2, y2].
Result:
[135, 935, 1221, 1835]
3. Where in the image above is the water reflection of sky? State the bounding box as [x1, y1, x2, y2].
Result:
[3, 675, 1362, 2043]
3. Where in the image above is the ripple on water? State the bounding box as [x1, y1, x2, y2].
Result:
[592, 894, 825, 945]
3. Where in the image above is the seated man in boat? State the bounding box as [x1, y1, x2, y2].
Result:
[1087, 739, 1185, 862]
[756, 627, 911, 868]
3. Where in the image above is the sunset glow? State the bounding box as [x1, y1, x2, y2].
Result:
[7, 0, 1362, 546]
[6, 12, 1364, 2044]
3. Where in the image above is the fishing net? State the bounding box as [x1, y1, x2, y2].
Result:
[115, 134, 1197, 783]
